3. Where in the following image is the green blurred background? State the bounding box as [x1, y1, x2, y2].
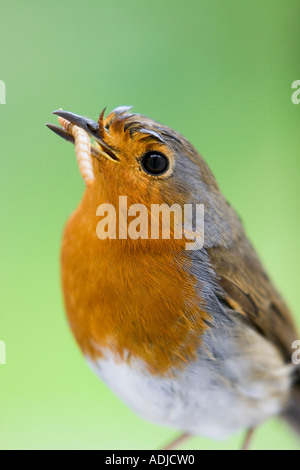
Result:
[1, 0, 299, 450]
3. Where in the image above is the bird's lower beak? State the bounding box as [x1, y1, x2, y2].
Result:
[46, 109, 119, 162]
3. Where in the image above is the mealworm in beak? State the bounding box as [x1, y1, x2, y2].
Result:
[58, 116, 95, 186]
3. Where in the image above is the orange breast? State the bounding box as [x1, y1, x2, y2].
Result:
[61, 191, 209, 376]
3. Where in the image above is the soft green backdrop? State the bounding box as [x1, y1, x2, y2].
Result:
[0, 0, 299, 450]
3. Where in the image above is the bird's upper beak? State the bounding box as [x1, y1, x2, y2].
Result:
[46, 109, 119, 162]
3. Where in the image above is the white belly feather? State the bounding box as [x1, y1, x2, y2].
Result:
[87, 322, 292, 439]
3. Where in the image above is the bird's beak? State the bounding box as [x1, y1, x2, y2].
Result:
[46, 109, 119, 162]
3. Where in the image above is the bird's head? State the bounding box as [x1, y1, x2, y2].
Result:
[47, 106, 233, 250]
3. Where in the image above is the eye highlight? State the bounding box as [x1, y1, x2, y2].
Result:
[140, 151, 169, 176]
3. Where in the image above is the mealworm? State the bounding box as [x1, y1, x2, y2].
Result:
[58, 116, 95, 186]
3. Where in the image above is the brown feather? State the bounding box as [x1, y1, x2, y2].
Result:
[209, 243, 297, 362]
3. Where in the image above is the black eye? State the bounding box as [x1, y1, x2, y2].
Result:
[140, 151, 169, 175]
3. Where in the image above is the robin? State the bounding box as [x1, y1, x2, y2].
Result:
[47, 106, 300, 449]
